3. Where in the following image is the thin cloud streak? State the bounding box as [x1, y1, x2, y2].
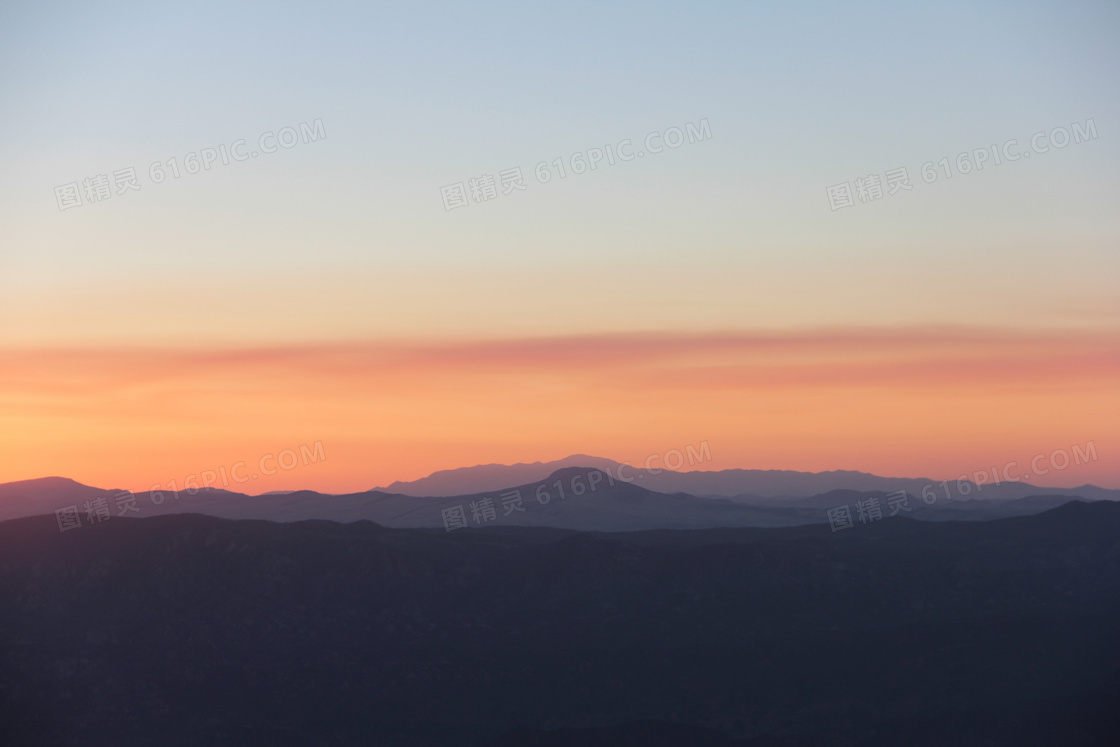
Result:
[2, 326, 1117, 391]
[1, 326, 1115, 492]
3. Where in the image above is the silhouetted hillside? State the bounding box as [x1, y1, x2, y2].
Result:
[1, 501, 1117, 745]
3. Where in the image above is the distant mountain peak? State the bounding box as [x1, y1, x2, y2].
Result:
[376, 455, 618, 497]
[2, 476, 92, 489]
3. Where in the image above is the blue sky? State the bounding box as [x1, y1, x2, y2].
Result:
[0, 0, 1117, 339]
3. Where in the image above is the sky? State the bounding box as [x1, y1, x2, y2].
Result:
[0, 0, 1117, 491]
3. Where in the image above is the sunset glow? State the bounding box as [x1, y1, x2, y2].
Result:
[2, 327, 1115, 492]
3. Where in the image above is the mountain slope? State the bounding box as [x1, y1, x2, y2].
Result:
[1, 502, 1117, 745]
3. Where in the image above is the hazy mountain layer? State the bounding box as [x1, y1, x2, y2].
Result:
[374, 455, 1116, 501]
[2, 468, 1114, 531]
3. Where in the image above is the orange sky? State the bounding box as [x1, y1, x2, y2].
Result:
[1, 326, 1116, 493]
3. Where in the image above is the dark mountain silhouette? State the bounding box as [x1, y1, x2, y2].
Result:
[1, 501, 1117, 745]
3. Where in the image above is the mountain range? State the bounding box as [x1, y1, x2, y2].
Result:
[2, 460, 1117, 532]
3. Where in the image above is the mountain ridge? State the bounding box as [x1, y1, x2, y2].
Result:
[1, 464, 1116, 531]
[373, 454, 1118, 501]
